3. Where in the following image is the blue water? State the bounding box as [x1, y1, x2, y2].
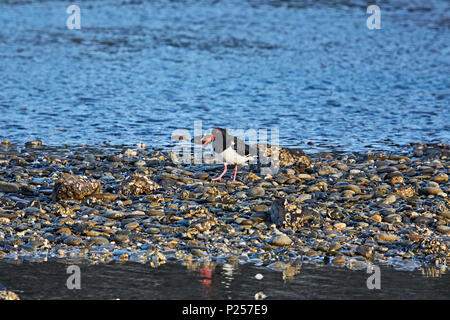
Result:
[0, 0, 449, 152]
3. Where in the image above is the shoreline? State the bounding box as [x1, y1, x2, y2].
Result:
[0, 140, 448, 278]
[0, 137, 446, 155]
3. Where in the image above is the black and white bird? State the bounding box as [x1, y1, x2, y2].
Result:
[201, 128, 257, 183]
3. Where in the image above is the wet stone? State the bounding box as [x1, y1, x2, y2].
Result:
[384, 214, 402, 223]
[91, 193, 118, 201]
[356, 245, 374, 259]
[252, 204, 269, 212]
[346, 185, 361, 193]
[25, 140, 42, 148]
[104, 210, 125, 220]
[332, 256, 346, 265]
[414, 215, 435, 226]
[0, 182, 20, 194]
[297, 194, 312, 202]
[125, 222, 139, 229]
[64, 236, 83, 246]
[113, 233, 130, 244]
[89, 237, 109, 245]
[420, 187, 445, 197]
[318, 166, 336, 176]
[297, 173, 313, 180]
[432, 173, 448, 183]
[248, 187, 265, 197]
[147, 227, 160, 234]
[436, 226, 450, 235]
[382, 195, 397, 204]
[376, 233, 400, 242]
[148, 210, 164, 216]
[334, 222, 346, 229]
[271, 235, 293, 246]
[0, 212, 19, 219]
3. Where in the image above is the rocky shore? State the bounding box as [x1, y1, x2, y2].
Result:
[0, 140, 448, 280]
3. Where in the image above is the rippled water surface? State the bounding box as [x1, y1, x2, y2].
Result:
[0, 0, 448, 152]
[0, 260, 449, 299]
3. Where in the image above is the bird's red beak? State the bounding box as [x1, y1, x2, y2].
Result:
[202, 135, 215, 147]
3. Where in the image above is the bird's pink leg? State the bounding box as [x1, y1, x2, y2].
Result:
[212, 164, 227, 181]
[227, 164, 237, 184]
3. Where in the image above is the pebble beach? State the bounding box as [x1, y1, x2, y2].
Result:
[0, 139, 448, 294]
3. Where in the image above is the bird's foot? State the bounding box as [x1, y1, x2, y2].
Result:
[211, 176, 222, 181]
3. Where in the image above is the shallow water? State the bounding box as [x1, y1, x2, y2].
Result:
[0, 0, 449, 152]
[0, 260, 449, 299]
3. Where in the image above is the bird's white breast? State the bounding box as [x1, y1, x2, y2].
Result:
[216, 146, 255, 165]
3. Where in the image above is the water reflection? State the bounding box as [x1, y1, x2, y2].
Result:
[421, 266, 447, 278]
[0, 259, 449, 299]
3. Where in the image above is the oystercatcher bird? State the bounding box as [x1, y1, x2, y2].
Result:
[201, 128, 257, 183]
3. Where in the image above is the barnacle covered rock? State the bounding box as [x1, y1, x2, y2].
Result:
[419, 238, 449, 266]
[118, 173, 160, 196]
[52, 173, 101, 201]
[0, 289, 20, 300]
[269, 198, 322, 230]
[258, 145, 313, 170]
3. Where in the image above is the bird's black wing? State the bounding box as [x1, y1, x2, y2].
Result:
[230, 135, 257, 158]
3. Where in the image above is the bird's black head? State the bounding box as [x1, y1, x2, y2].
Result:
[212, 128, 227, 138]
[202, 128, 228, 148]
